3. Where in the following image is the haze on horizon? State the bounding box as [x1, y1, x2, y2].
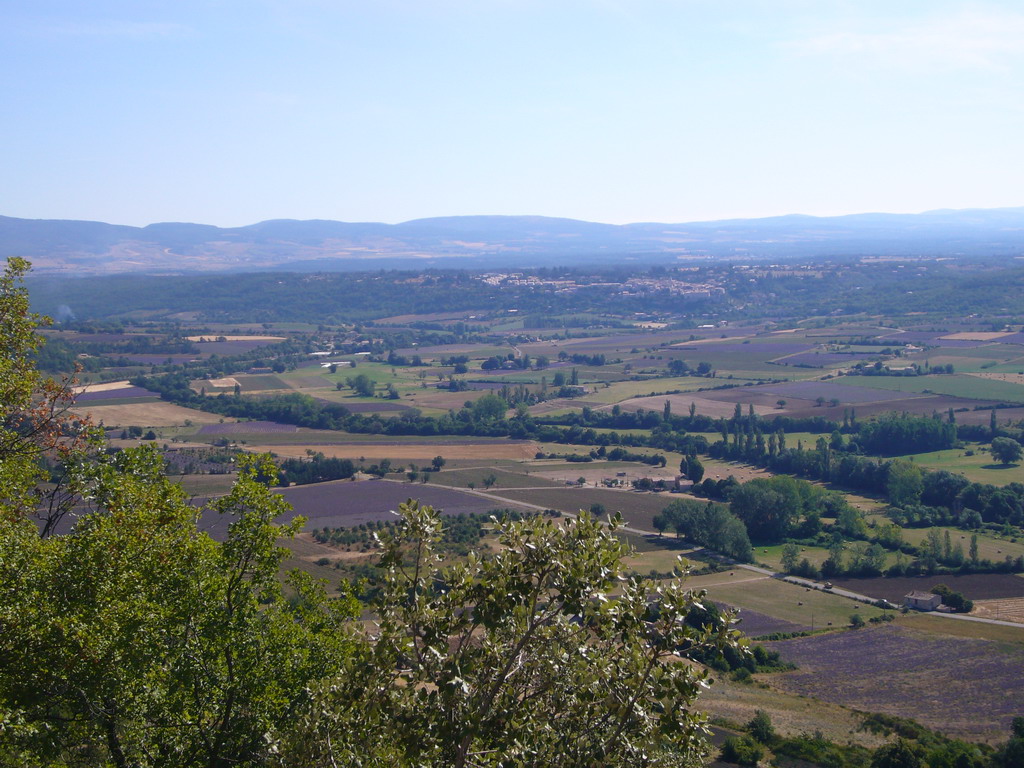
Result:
[3, 1, 1024, 229]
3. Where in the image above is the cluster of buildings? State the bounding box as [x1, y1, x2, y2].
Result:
[475, 273, 725, 298]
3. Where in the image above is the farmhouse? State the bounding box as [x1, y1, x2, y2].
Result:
[903, 591, 942, 611]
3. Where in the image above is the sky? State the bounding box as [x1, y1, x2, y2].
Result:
[2, 0, 1023, 227]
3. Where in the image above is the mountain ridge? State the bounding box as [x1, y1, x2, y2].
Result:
[4, 207, 1024, 275]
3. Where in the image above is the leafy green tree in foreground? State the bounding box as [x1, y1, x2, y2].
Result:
[0, 450, 358, 766]
[284, 503, 741, 767]
[0, 257, 99, 535]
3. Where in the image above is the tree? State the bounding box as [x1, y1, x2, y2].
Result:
[659, 499, 752, 561]
[431, 455, 446, 472]
[482, 473, 497, 489]
[727, 477, 803, 542]
[872, 739, 925, 768]
[747, 710, 775, 745]
[472, 393, 508, 421]
[719, 735, 763, 766]
[346, 373, 375, 397]
[887, 460, 923, 507]
[780, 542, 800, 573]
[993, 717, 1024, 768]
[990, 436, 1023, 465]
[0, 451, 358, 765]
[0, 257, 99, 534]
[285, 503, 740, 767]
[686, 456, 705, 484]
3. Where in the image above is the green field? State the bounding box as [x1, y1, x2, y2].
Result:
[586, 377, 729, 404]
[174, 473, 239, 497]
[430, 467, 561, 490]
[897, 526, 1024, 562]
[895, 611, 1024, 645]
[894, 444, 1024, 485]
[754, 543, 832, 570]
[239, 374, 288, 391]
[839, 373, 1024, 403]
[697, 574, 889, 627]
[622, 544, 702, 575]
[671, 341, 810, 370]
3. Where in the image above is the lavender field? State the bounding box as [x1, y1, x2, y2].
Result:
[766, 624, 1024, 742]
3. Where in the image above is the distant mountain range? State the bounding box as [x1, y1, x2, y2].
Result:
[4, 207, 1024, 275]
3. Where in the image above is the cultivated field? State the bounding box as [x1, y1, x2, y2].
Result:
[971, 598, 1024, 624]
[493, 487, 677, 530]
[199, 421, 298, 435]
[839, 373, 1024, 403]
[249, 440, 541, 461]
[765, 624, 1024, 742]
[695, 574, 888, 628]
[896, 611, 1024, 644]
[73, 401, 231, 427]
[584, 377, 741, 405]
[896, 526, 1024, 562]
[75, 386, 157, 403]
[199, 478, 534, 540]
[429, 467, 562, 490]
[187, 334, 285, 342]
[830, 573, 1024, 602]
[892, 446, 1024, 484]
[609, 393, 777, 418]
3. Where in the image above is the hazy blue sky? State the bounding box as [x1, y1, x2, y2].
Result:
[3, 1, 1023, 226]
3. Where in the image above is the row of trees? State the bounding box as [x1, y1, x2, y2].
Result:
[139, 368, 1024, 533]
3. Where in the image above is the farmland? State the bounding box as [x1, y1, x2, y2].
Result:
[27, 259, 1024, 754]
[829, 573, 1024, 603]
[249, 440, 541, 461]
[765, 624, 1024, 742]
[73, 400, 232, 427]
[494, 487, 683, 530]
[839, 373, 1024, 403]
[198, 478, 534, 541]
[891, 445, 1024, 484]
[690, 573, 889, 628]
